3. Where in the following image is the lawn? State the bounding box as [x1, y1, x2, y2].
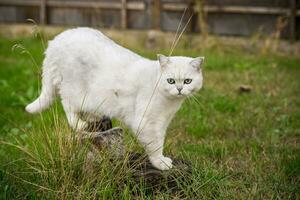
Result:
[0, 27, 299, 199]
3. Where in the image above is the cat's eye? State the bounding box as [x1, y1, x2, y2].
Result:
[167, 78, 175, 84]
[184, 79, 192, 84]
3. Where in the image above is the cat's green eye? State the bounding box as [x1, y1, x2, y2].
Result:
[184, 79, 192, 84]
[167, 78, 175, 84]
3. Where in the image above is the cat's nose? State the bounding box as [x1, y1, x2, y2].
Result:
[177, 87, 183, 93]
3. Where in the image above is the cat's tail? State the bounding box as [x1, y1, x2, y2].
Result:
[25, 80, 55, 114]
[25, 65, 57, 114]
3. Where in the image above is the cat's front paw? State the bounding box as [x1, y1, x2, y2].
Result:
[150, 156, 173, 170]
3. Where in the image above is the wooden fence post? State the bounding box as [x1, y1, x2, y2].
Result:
[40, 0, 47, 25]
[289, 0, 296, 42]
[188, 0, 195, 32]
[121, 0, 127, 29]
[152, 0, 160, 30]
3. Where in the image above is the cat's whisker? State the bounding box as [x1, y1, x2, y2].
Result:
[190, 94, 204, 107]
[186, 95, 193, 105]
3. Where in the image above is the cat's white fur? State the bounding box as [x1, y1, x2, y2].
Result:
[26, 28, 204, 170]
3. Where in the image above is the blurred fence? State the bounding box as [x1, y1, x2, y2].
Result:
[0, 0, 299, 40]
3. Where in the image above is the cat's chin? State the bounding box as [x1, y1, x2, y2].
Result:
[176, 94, 185, 98]
[167, 93, 187, 99]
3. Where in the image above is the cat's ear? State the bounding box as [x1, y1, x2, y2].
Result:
[190, 57, 205, 70]
[157, 54, 170, 68]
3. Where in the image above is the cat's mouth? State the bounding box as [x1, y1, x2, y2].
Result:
[176, 93, 185, 98]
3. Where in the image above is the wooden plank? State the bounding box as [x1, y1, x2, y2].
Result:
[0, 0, 38, 6]
[48, 1, 144, 10]
[0, 0, 145, 10]
[127, 2, 144, 10]
[152, 0, 161, 29]
[204, 5, 290, 15]
[289, 0, 296, 42]
[1, 0, 298, 15]
[40, 0, 46, 24]
[162, 3, 290, 15]
[121, 0, 127, 29]
[48, 1, 121, 9]
[162, 2, 186, 11]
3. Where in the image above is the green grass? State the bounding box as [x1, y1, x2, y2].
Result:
[0, 32, 300, 199]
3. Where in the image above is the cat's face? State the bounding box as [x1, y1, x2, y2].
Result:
[158, 55, 204, 98]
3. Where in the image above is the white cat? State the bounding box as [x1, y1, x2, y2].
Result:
[26, 28, 204, 170]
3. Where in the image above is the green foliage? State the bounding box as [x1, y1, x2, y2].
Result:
[0, 34, 299, 199]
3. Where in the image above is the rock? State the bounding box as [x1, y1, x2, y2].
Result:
[85, 115, 113, 132]
[127, 152, 192, 197]
[238, 85, 252, 93]
[81, 127, 125, 156]
[81, 117, 193, 197]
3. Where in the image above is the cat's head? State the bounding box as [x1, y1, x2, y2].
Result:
[157, 54, 204, 98]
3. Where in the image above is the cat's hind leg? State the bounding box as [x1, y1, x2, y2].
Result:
[66, 110, 87, 131]
[62, 101, 87, 131]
